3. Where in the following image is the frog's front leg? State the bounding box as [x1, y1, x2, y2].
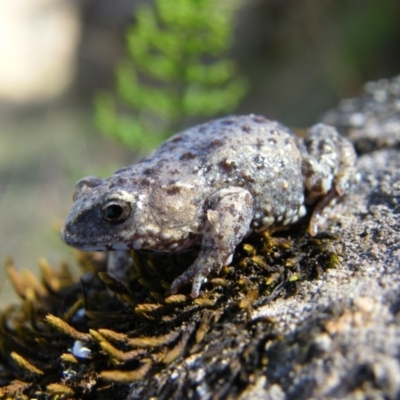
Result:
[170, 187, 254, 298]
[107, 250, 132, 281]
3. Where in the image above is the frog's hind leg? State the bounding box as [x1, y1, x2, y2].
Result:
[170, 187, 254, 298]
[300, 123, 358, 236]
[308, 187, 339, 236]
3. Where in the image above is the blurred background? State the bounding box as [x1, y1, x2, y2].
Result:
[1, 0, 400, 305]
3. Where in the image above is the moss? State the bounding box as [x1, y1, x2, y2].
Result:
[0, 223, 340, 399]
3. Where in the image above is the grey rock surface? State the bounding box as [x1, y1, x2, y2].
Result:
[323, 75, 400, 154]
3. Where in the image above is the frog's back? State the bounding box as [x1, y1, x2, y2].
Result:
[152, 114, 296, 159]
[136, 115, 306, 226]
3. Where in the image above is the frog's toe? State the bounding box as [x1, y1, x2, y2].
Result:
[170, 258, 213, 298]
[170, 267, 198, 296]
[308, 187, 339, 236]
[334, 167, 359, 197]
[189, 272, 207, 298]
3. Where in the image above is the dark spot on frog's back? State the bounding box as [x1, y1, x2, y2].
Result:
[238, 214, 246, 223]
[109, 176, 129, 188]
[318, 139, 330, 152]
[180, 152, 197, 161]
[113, 166, 130, 174]
[190, 197, 202, 206]
[222, 119, 235, 125]
[240, 171, 255, 183]
[256, 138, 265, 149]
[219, 159, 236, 172]
[209, 139, 224, 149]
[140, 178, 152, 186]
[199, 124, 207, 133]
[166, 185, 181, 195]
[253, 154, 265, 170]
[252, 115, 267, 124]
[171, 135, 183, 143]
[244, 192, 253, 205]
[208, 178, 215, 187]
[228, 204, 237, 216]
[143, 168, 158, 176]
[241, 124, 251, 133]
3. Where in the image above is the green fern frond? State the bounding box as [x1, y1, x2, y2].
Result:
[95, 0, 248, 152]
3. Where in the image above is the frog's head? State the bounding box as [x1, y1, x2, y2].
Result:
[61, 176, 140, 251]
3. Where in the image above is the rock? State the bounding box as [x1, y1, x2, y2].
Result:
[322, 75, 400, 154]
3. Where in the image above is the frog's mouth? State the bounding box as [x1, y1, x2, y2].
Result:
[60, 228, 100, 251]
[60, 227, 134, 252]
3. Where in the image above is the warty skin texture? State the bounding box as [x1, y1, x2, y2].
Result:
[61, 115, 358, 297]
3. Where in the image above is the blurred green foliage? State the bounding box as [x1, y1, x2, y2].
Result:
[95, 0, 248, 152]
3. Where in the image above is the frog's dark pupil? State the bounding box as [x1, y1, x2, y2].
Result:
[102, 200, 131, 223]
[105, 204, 123, 220]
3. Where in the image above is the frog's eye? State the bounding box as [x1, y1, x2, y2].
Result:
[101, 200, 131, 224]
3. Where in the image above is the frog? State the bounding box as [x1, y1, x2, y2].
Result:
[61, 115, 358, 298]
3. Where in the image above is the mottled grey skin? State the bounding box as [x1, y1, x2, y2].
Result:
[61, 115, 358, 297]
